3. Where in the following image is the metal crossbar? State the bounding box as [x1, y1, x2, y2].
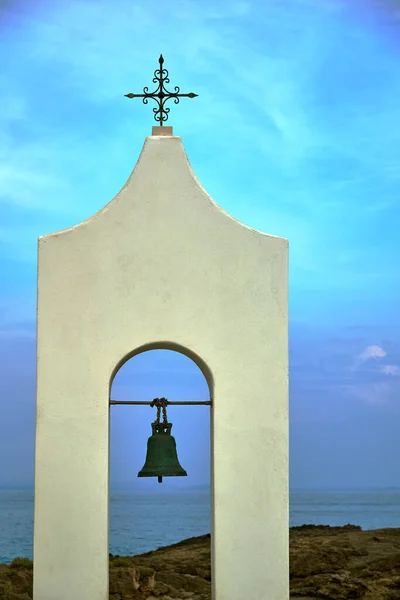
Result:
[110, 400, 211, 405]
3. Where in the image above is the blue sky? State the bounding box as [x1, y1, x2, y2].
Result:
[0, 0, 399, 491]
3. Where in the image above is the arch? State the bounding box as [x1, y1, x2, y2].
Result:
[108, 340, 214, 400]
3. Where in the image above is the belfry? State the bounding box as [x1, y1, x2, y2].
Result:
[33, 55, 289, 600]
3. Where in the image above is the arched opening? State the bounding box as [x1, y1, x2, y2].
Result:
[108, 343, 213, 596]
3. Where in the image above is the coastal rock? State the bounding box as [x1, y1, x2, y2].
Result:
[2, 526, 400, 599]
[289, 525, 400, 600]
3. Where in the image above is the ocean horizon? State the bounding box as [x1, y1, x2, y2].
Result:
[0, 486, 399, 564]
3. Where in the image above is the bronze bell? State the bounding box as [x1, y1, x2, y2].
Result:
[138, 400, 187, 483]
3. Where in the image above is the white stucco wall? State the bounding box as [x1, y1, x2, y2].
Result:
[33, 130, 289, 600]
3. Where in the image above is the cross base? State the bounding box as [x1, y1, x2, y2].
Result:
[152, 126, 173, 136]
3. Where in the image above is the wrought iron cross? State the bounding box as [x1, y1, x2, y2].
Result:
[124, 54, 198, 126]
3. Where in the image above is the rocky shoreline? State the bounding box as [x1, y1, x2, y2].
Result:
[1, 524, 399, 599]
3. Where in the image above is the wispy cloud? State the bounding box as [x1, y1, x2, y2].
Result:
[343, 381, 393, 405]
[1, 0, 400, 289]
[0, 328, 35, 340]
[359, 345, 387, 362]
[352, 345, 400, 379]
[381, 365, 400, 376]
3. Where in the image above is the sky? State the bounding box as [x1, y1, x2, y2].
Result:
[0, 0, 399, 492]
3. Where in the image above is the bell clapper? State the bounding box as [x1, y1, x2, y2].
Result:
[158, 476, 163, 483]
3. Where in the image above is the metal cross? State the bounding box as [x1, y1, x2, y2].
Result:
[124, 54, 198, 126]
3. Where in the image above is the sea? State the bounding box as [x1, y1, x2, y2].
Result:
[0, 486, 399, 564]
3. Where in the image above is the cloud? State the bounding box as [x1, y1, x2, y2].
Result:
[355, 346, 400, 378]
[289, 328, 400, 413]
[343, 381, 396, 406]
[351, 344, 388, 371]
[381, 365, 400, 376]
[359, 345, 387, 362]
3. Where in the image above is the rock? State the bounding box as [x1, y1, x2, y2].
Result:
[289, 525, 400, 599]
[291, 571, 369, 599]
[10, 570, 33, 595]
[3, 525, 400, 598]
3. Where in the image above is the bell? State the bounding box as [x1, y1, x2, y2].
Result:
[138, 421, 187, 483]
